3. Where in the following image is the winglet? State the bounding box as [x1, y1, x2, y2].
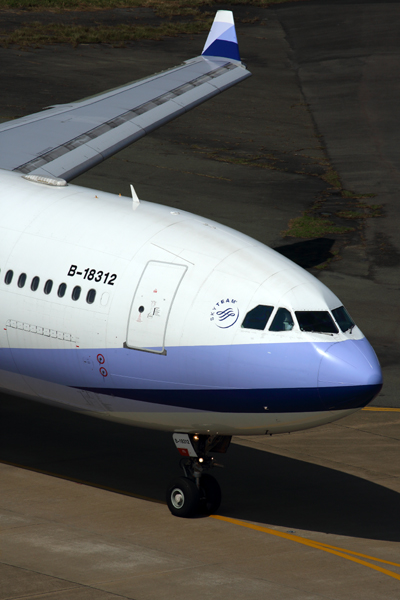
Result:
[202, 11, 241, 62]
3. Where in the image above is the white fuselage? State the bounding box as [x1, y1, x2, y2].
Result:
[0, 169, 382, 435]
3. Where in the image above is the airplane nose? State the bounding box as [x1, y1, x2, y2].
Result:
[318, 338, 383, 410]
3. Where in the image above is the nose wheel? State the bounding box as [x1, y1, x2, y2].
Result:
[167, 476, 200, 518]
[166, 472, 221, 518]
[166, 433, 230, 518]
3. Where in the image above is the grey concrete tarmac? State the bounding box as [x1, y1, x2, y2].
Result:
[1, 399, 400, 599]
[1, 1, 400, 598]
[275, 0, 400, 406]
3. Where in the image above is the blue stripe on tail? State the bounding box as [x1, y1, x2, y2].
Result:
[202, 40, 240, 62]
[202, 10, 241, 61]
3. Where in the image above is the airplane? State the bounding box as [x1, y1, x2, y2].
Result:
[0, 11, 382, 518]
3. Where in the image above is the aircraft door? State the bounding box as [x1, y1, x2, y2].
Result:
[125, 261, 187, 354]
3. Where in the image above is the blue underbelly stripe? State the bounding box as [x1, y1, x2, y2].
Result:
[0, 338, 378, 391]
[0, 338, 382, 414]
[76, 383, 382, 413]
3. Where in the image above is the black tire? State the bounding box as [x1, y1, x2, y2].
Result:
[166, 476, 200, 518]
[199, 473, 221, 515]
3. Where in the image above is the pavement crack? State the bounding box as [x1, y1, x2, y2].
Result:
[333, 423, 400, 443]
[0, 560, 135, 599]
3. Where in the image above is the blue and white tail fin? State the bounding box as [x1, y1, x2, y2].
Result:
[202, 10, 241, 62]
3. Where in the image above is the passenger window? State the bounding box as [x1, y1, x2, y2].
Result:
[269, 308, 294, 331]
[58, 283, 67, 298]
[295, 311, 338, 334]
[31, 276, 40, 291]
[86, 289, 96, 304]
[72, 286, 81, 301]
[44, 279, 53, 295]
[242, 305, 274, 330]
[18, 273, 27, 288]
[4, 270, 13, 285]
[332, 306, 355, 333]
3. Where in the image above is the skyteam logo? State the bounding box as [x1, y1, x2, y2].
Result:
[210, 298, 239, 329]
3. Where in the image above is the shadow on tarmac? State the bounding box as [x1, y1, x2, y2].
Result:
[274, 238, 335, 269]
[1, 393, 399, 542]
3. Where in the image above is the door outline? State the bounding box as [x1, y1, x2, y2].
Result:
[124, 260, 187, 355]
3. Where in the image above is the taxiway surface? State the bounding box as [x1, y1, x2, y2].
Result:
[1, 1, 400, 598]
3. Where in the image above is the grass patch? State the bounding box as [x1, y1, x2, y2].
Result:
[0, 0, 310, 9]
[364, 203, 382, 213]
[341, 189, 376, 199]
[0, 20, 212, 47]
[0, 0, 174, 9]
[282, 214, 354, 238]
[321, 167, 341, 188]
[0, 0, 313, 46]
[335, 210, 365, 220]
[336, 202, 382, 219]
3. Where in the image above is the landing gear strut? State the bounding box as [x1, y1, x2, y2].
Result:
[166, 434, 231, 518]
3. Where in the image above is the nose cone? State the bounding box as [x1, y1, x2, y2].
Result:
[318, 338, 382, 410]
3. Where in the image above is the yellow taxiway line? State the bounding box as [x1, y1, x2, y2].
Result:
[211, 515, 400, 581]
[2, 404, 400, 582]
[362, 407, 400, 412]
[2, 458, 399, 581]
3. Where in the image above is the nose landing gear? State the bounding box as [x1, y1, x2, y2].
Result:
[166, 433, 231, 518]
[168, 476, 200, 518]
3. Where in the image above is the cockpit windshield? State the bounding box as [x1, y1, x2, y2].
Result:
[332, 306, 355, 333]
[295, 311, 338, 334]
[269, 308, 294, 331]
[242, 305, 274, 330]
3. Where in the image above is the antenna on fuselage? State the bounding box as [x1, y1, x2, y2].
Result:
[130, 184, 140, 210]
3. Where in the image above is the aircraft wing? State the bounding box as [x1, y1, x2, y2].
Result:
[0, 11, 250, 183]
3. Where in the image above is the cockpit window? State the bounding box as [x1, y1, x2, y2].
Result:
[242, 305, 274, 330]
[269, 308, 294, 331]
[296, 311, 338, 334]
[332, 306, 355, 333]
